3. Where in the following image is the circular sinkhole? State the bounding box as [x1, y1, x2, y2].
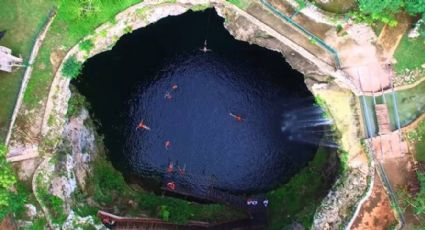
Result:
[73, 8, 321, 194]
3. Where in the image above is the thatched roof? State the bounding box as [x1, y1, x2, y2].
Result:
[0, 46, 22, 72]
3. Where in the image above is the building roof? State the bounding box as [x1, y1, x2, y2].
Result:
[0, 45, 22, 72]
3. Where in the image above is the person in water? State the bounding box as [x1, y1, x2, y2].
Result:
[137, 120, 151, 130]
[164, 84, 178, 100]
[200, 40, 212, 53]
[178, 164, 186, 176]
[164, 92, 173, 100]
[167, 162, 174, 173]
[167, 181, 176, 190]
[164, 140, 172, 150]
[229, 112, 244, 122]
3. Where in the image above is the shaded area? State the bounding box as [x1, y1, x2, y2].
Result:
[74, 9, 320, 194]
[312, 0, 356, 14]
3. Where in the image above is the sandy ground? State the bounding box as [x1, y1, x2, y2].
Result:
[351, 173, 396, 230]
[377, 13, 412, 60]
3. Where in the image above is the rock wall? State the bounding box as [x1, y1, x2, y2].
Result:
[25, 0, 370, 229]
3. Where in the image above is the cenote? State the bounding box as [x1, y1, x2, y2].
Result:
[73, 9, 321, 194]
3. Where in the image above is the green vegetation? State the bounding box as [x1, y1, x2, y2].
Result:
[355, 0, 402, 26]
[80, 155, 246, 224]
[24, 0, 142, 109]
[313, 0, 356, 14]
[407, 118, 425, 162]
[79, 39, 95, 53]
[190, 4, 211, 12]
[295, 0, 306, 12]
[373, 80, 425, 128]
[28, 217, 48, 230]
[398, 171, 425, 225]
[226, 0, 251, 10]
[67, 86, 89, 118]
[351, 0, 425, 38]
[0, 1, 56, 142]
[123, 26, 133, 34]
[61, 56, 83, 79]
[0, 145, 27, 221]
[394, 35, 425, 73]
[267, 146, 335, 229]
[36, 175, 67, 225]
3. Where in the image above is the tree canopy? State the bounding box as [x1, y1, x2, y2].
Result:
[0, 145, 25, 221]
[357, 0, 425, 31]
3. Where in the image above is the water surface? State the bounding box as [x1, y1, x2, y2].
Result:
[73, 9, 318, 193]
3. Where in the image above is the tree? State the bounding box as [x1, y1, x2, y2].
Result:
[357, 0, 404, 26]
[0, 145, 16, 192]
[61, 56, 83, 79]
[405, 0, 425, 36]
[0, 145, 25, 221]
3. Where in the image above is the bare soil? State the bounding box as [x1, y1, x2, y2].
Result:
[351, 173, 396, 230]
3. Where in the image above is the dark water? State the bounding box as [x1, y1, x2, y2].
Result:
[73, 9, 318, 194]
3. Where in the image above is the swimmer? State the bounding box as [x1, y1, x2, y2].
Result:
[229, 112, 244, 122]
[167, 181, 176, 190]
[136, 120, 151, 131]
[200, 40, 212, 53]
[178, 164, 186, 176]
[167, 162, 174, 173]
[164, 92, 173, 100]
[171, 84, 178, 90]
[164, 140, 172, 150]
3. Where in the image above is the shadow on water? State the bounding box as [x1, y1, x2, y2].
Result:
[73, 8, 330, 194]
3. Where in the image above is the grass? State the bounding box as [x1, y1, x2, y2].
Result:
[397, 171, 425, 226]
[312, 0, 357, 14]
[0, 0, 56, 142]
[372, 80, 425, 128]
[394, 35, 425, 73]
[226, 0, 251, 10]
[61, 56, 83, 79]
[79, 39, 94, 53]
[266, 146, 336, 229]
[36, 175, 67, 225]
[67, 86, 89, 118]
[23, 0, 142, 109]
[408, 118, 425, 162]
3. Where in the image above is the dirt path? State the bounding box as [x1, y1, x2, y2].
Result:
[351, 172, 396, 230]
[377, 13, 412, 60]
[5, 9, 56, 147]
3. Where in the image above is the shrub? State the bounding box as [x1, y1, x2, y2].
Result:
[67, 86, 89, 118]
[79, 39, 94, 53]
[61, 56, 83, 79]
[0, 145, 27, 221]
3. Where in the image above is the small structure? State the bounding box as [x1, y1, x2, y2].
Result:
[0, 46, 23, 72]
[375, 104, 392, 135]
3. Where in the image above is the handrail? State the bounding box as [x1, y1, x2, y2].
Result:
[260, 0, 341, 69]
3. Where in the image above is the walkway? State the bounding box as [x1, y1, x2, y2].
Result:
[162, 172, 268, 227]
[249, 0, 389, 92]
[377, 13, 412, 60]
[5, 8, 56, 147]
[98, 211, 209, 230]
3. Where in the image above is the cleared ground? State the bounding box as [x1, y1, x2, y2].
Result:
[352, 173, 396, 230]
[0, 1, 55, 142]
